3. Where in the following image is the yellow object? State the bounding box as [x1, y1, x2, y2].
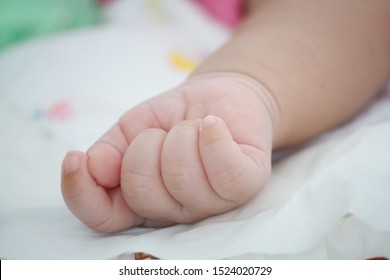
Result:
[169, 51, 198, 72]
[146, 0, 168, 22]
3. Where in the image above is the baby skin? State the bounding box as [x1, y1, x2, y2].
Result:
[61, 0, 390, 232]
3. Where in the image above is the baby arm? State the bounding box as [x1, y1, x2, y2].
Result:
[197, 0, 390, 149]
[61, 0, 390, 232]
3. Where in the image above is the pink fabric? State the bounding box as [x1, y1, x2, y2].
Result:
[97, 0, 114, 5]
[196, 0, 244, 28]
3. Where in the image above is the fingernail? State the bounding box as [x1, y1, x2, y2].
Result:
[201, 115, 218, 131]
[63, 153, 80, 174]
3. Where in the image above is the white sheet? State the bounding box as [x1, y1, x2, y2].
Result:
[1, 0, 389, 259]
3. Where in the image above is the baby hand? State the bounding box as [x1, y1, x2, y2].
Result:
[61, 73, 275, 232]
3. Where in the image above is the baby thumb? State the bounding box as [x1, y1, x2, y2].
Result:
[199, 115, 260, 203]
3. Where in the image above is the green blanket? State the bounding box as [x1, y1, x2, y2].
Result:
[0, 0, 101, 50]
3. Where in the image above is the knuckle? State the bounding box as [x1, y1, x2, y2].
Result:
[209, 164, 247, 200]
[121, 170, 156, 201]
[161, 162, 191, 192]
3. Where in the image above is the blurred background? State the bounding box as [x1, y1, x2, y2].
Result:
[0, 0, 236, 52]
[0, 0, 102, 51]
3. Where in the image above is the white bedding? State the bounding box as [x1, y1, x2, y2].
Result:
[1, 0, 389, 259]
